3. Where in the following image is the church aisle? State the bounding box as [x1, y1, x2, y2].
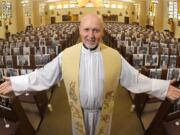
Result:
[38, 82, 143, 135]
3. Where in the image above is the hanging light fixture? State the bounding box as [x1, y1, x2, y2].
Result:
[40, 0, 46, 16]
[70, 0, 79, 8]
[103, 0, 110, 8]
[46, 0, 60, 3]
[86, 0, 94, 7]
[116, 0, 135, 3]
[152, 0, 158, 4]
[21, 0, 29, 6]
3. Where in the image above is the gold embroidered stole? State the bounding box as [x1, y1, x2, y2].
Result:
[62, 43, 85, 135]
[96, 44, 121, 135]
[62, 43, 121, 135]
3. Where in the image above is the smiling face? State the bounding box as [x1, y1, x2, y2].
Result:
[79, 14, 104, 49]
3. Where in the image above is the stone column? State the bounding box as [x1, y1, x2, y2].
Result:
[44, 4, 51, 25]
[15, 0, 25, 32]
[139, 0, 147, 27]
[32, 0, 40, 27]
[154, 0, 164, 31]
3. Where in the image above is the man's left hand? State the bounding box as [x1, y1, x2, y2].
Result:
[166, 80, 180, 101]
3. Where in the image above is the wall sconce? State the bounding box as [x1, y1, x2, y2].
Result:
[57, 12, 60, 16]
[125, 11, 128, 15]
[80, 11, 83, 15]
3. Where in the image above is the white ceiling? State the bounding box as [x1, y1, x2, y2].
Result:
[45, 0, 143, 4]
[44, 0, 143, 7]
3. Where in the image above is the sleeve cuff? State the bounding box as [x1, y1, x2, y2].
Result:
[150, 79, 170, 100]
[10, 75, 28, 92]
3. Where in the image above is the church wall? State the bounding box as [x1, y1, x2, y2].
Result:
[1, 0, 180, 39]
[48, 6, 136, 23]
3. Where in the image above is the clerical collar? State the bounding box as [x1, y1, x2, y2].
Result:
[83, 43, 99, 51]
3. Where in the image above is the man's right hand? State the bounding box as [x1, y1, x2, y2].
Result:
[0, 77, 13, 95]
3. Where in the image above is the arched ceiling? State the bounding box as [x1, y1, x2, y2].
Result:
[77, 0, 104, 7]
[44, 0, 143, 7]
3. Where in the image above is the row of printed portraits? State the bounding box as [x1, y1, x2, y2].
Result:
[0, 54, 51, 67]
[118, 40, 179, 49]
[0, 46, 59, 56]
[132, 54, 177, 69]
[149, 68, 180, 82]
[0, 67, 179, 84]
[0, 68, 33, 81]
[125, 46, 179, 55]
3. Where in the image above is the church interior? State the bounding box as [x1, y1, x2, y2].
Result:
[0, 0, 180, 135]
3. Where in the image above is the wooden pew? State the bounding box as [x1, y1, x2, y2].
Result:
[147, 98, 180, 135]
[0, 93, 35, 135]
[134, 79, 180, 135]
[17, 90, 49, 131]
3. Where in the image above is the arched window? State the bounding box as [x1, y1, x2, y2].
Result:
[168, 0, 180, 19]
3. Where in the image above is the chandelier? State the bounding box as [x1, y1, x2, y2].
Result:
[86, 0, 94, 7]
[21, 0, 29, 6]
